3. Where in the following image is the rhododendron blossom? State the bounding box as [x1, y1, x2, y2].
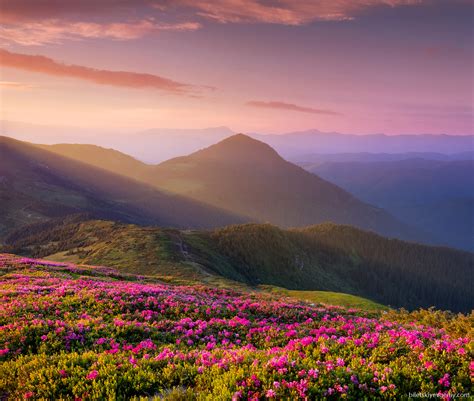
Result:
[0, 254, 471, 400]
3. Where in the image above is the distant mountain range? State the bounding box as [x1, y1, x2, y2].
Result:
[4, 217, 472, 312]
[294, 151, 474, 166]
[1, 121, 235, 163]
[307, 159, 474, 251]
[2, 120, 472, 163]
[252, 130, 473, 159]
[35, 134, 424, 243]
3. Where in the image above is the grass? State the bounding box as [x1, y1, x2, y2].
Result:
[260, 286, 390, 312]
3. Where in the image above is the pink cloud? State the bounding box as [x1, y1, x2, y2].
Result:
[246, 100, 341, 115]
[0, 0, 425, 24]
[0, 0, 435, 46]
[0, 19, 201, 46]
[175, 0, 425, 25]
[0, 48, 196, 94]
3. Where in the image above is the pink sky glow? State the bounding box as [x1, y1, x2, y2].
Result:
[0, 0, 472, 135]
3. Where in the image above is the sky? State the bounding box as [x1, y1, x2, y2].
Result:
[0, 0, 473, 135]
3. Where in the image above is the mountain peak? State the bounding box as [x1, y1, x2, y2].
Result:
[191, 133, 282, 163]
[216, 133, 264, 147]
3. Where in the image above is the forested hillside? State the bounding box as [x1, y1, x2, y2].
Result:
[4, 217, 472, 312]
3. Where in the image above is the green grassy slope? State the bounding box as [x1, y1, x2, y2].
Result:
[4, 218, 472, 312]
[260, 286, 389, 312]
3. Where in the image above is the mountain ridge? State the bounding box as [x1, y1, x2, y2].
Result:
[146, 134, 429, 243]
[0, 135, 249, 241]
[29, 134, 432, 244]
[3, 120, 472, 162]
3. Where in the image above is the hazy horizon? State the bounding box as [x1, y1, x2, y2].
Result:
[2, 118, 474, 138]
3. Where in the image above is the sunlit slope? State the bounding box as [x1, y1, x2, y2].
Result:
[0, 136, 247, 240]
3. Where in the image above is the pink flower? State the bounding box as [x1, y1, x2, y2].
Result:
[232, 391, 242, 401]
[424, 361, 435, 370]
[266, 389, 276, 398]
[86, 370, 98, 380]
[438, 373, 450, 388]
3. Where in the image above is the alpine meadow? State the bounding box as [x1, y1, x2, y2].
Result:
[0, 0, 473, 400]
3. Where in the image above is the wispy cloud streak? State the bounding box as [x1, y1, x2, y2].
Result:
[0, 81, 37, 90]
[0, 19, 201, 46]
[247, 100, 341, 115]
[0, 49, 195, 94]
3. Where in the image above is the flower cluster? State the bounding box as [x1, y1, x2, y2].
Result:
[0, 254, 471, 400]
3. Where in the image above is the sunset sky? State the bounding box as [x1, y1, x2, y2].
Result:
[0, 0, 472, 135]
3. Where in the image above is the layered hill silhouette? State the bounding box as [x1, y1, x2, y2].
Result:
[4, 217, 472, 312]
[294, 151, 474, 166]
[254, 130, 474, 159]
[309, 159, 474, 251]
[0, 136, 247, 240]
